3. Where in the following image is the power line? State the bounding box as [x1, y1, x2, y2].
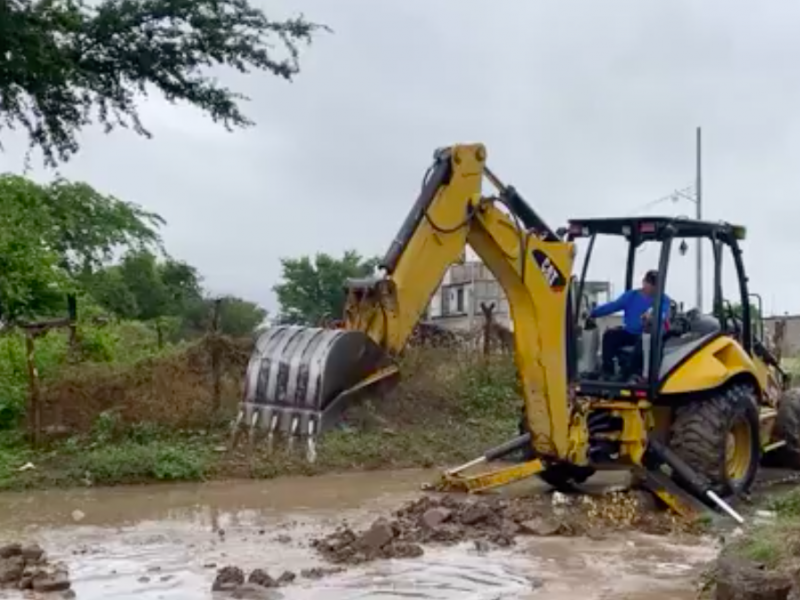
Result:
[626, 184, 696, 217]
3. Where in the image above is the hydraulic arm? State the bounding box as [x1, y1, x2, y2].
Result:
[235, 144, 576, 462]
[233, 142, 750, 524]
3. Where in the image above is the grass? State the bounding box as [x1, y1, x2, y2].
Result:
[0, 428, 217, 490]
[0, 347, 522, 491]
[724, 488, 800, 569]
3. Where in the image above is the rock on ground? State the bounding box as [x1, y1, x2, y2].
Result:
[0, 541, 71, 592]
[213, 566, 297, 594]
[311, 491, 700, 566]
[213, 566, 245, 592]
[713, 556, 795, 600]
[247, 568, 277, 588]
[300, 567, 345, 580]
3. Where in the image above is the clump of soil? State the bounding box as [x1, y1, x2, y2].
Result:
[299, 566, 345, 580]
[710, 555, 796, 600]
[0, 541, 72, 595]
[311, 490, 702, 565]
[212, 565, 297, 596]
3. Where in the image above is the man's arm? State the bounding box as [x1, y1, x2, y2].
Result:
[590, 291, 632, 318]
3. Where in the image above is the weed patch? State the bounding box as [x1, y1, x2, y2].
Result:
[0, 345, 524, 490]
[72, 440, 211, 484]
[724, 488, 800, 570]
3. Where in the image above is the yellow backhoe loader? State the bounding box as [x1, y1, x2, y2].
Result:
[235, 143, 796, 521]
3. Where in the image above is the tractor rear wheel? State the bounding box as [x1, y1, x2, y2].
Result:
[669, 384, 760, 498]
[769, 388, 800, 469]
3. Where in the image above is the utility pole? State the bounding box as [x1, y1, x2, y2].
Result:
[695, 126, 703, 311]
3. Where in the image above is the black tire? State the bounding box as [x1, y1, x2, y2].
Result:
[517, 409, 595, 490]
[669, 384, 760, 498]
[538, 463, 595, 490]
[769, 388, 800, 469]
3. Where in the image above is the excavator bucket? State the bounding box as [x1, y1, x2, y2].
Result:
[233, 325, 398, 459]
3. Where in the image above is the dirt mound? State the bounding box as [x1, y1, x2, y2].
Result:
[340, 347, 519, 432]
[311, 491, 702, 565]
[40, 335, 252, 433]
[39, 338, 517, 439]
[0, 541, 72, 594]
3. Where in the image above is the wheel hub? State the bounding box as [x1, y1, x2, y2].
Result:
[726, 417, 752, 482]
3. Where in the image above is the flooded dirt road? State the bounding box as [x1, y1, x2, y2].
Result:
[0, 470, 717, 599]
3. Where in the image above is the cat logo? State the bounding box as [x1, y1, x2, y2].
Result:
[532, 249, 567, 291]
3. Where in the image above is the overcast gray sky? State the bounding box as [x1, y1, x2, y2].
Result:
[3, 0, 799, 316]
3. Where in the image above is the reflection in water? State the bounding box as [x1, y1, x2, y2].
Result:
[287, 551, 537, 600]
[0, 470, 715, 600]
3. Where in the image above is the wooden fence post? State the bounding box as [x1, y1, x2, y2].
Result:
[19, 310, 98, 447]
[211, 298, 223, 413]
[66, 294, 78, 358]
[155, 319, 164, 350]
[24, 330, 41, 447]
[480, 302, 496, 357]
[773, 318, 786, 364]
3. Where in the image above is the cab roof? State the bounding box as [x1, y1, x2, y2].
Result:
[566, 216, 746, 242]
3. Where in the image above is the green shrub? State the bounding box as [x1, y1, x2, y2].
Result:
[0, 320, 175, 430]
[71, 440, 210, 484]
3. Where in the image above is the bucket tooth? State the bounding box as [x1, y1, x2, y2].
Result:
[267, 412, 279, 455]
[247, 408, 262, 451]
[239, 325, 393, 453]
[228, 407, 246, 451]
[305, 420, 318, 463]
[287, 415, 300, 452]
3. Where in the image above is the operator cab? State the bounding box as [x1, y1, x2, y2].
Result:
[565, 216, 763, 402]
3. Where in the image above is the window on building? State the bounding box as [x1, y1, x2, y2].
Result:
[456, 287, 464, 313]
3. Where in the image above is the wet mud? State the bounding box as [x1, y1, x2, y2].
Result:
[0, 470, 717, 599]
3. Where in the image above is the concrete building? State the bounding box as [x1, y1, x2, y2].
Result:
[764, 315, 800, 357]
[426, 261, 800, 363]
[427, 260, 613, 333]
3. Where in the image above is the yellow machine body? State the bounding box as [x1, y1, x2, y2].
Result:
[237, 142, 796, 520]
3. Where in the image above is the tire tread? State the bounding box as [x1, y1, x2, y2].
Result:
[669, 384, 759, 497]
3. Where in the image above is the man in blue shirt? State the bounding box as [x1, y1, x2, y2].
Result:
[589, 270, 670, 378]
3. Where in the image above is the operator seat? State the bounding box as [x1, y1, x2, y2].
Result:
[613, 299, 678, 380]
[656, 310, 723, 381]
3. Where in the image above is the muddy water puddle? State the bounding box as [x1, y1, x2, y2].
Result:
[0, 470, 716, 599]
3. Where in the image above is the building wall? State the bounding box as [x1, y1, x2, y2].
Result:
[427, 260, 613, 333]
[764, 315, 800, 357]
[428, 264, 800, 359]
[428, 262, 512, 332]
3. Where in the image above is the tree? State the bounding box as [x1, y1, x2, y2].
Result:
[0, 174, 163, 321]
[1, 0, 326, 166]
[215, 296, 267, 336]
[0, 205, 71, 321]
[41, 178, 163, 275]
[87, 248, 202, 321]
[181, 295, 267, 337]
[274, 250, 379, 325]
[730, 302, 762, 321]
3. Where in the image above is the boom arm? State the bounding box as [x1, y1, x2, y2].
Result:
[342, 144, 575, 458]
